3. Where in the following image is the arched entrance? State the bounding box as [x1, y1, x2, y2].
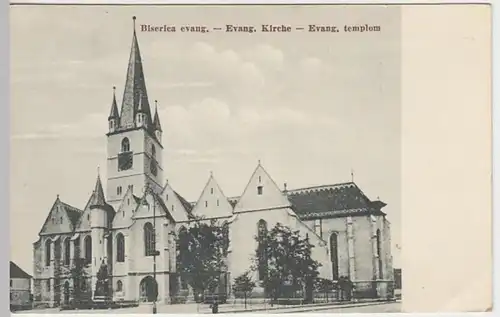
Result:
[139, 276, 158, 302]
[63, 281, 70, 305]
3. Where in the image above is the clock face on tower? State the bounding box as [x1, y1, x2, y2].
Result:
[118, 151, 133, 171]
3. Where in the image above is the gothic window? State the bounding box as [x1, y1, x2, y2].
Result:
[63, 238, 70, 266]
[45, 239, 51, 266]
[151, 144, 156, 159]
[222, 222, 229, 256]
[116, 233, 125, 262]
[257, 186, 263, 195]
[84, 236, 92, 264]
[330, 232, 339, 280]
[376, 229, 383, 279]
[116, 280, 123, 292]
[144, 222, 155, 256]
[257, 219, 268, 281]
[121, 138, 130, 152]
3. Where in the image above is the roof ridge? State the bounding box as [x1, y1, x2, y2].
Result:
[286, 182, 356, 194]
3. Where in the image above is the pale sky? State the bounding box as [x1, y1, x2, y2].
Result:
[10, 4, 401, 275]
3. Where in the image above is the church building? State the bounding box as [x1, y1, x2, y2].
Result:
[32, 17, 394, 307]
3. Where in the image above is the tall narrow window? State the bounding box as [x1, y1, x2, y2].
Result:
[330, 232, 339, 280]
[64, 238, 70, 266]
[177, 227, 189, 289]
[257, 219, 268, 281]
[376, 229, 383, 279]
[144, 222, 155, 256]
[46, 280, 51, 292]
[84, 236, 92, 264]
[151, 144, 156, 158]
[314, 219, 322, 237]
[257, 186, 263, 195]
[45, 239, 52, 266]
[116, 233, 125, 262]
[121, 138, 130, 152]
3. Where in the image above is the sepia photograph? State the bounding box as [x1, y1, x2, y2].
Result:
[10, 4, 402, 314]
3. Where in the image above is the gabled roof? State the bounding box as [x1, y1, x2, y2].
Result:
[190, 173, 234, 219]
[38, 196, 83, 235]
[10, 261, 31, 279]
[233, 162, 292, 213]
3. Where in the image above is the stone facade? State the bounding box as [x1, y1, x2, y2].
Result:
[31, 17, 395, 307]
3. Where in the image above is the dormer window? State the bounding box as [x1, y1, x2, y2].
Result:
[257, 186, 263, 195]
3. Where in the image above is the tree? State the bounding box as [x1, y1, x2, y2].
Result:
[254, 222, 321, 302]
[176, 219, 229, 299]
[232, 271, 256, 308]
[63, 257, 91, 307]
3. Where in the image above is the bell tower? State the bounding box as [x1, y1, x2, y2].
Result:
[105, 16, 164, 208]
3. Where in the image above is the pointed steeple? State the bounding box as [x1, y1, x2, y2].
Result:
[153, 100, 162, 132]
[90, 168, 107, 208]
[108, 86, 119, 120]
[119, 16, 153, 130]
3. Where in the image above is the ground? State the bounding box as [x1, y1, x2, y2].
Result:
[19, 301, 401, 314]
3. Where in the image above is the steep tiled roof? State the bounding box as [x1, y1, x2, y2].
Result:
[286, 182, 386, 219]
[174, 191, 194, 218]
[10, 261, 31, 279]
[59, 201, 83, 227]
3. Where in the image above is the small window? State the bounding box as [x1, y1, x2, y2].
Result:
[166, 194, 168, 201]
[217, 199, 219, 206]
[60, 217, 63, 223]
[211, 188, 214, 194]
[259, 176, 262, 183]
[52, 218, 55, 224]
[121, 138, 130, 152]
[46, 280, 51, 292]
[122, 210, 124, 217]
[205, 201, 208, 207]
[257, 186, 263, 195]
[109, 121, 113, 129]
[116, 280, 123, 292]
[172, 205, 175, 211]
[10, 280, 12, 287]
[127, 199, 130, 205]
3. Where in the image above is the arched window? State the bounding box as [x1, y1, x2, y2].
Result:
[144, 222, 155, 256]
[330, 232, 339, 280]
[121, 138, 130, 152]
[64, 238, 71, 266]
[84, 236, 92, 264]
[376, 229, 383, 279]
[151, 144, 156, 159]
[116, 233, 125, 262]
[257, 220, 268, 281]
[116, 280, 123, 292]
[222, 222, 229, 256]
[45, 239, 52, 267]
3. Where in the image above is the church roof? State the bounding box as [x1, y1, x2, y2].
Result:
[174, 191, 193, 215]
[10, 261, 31, 279]
[59, 200, 83, 226]
[119, 16, 153, 131]
[286, 182, 386, 219]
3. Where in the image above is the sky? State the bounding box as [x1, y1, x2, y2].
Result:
[10, 4, 401, 275]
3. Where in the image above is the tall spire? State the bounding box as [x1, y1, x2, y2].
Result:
[153, 100, 162, 132]
[90, 171, 107, 208]
[119, 16, 153, 130]
[108, 86, 119, 120]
